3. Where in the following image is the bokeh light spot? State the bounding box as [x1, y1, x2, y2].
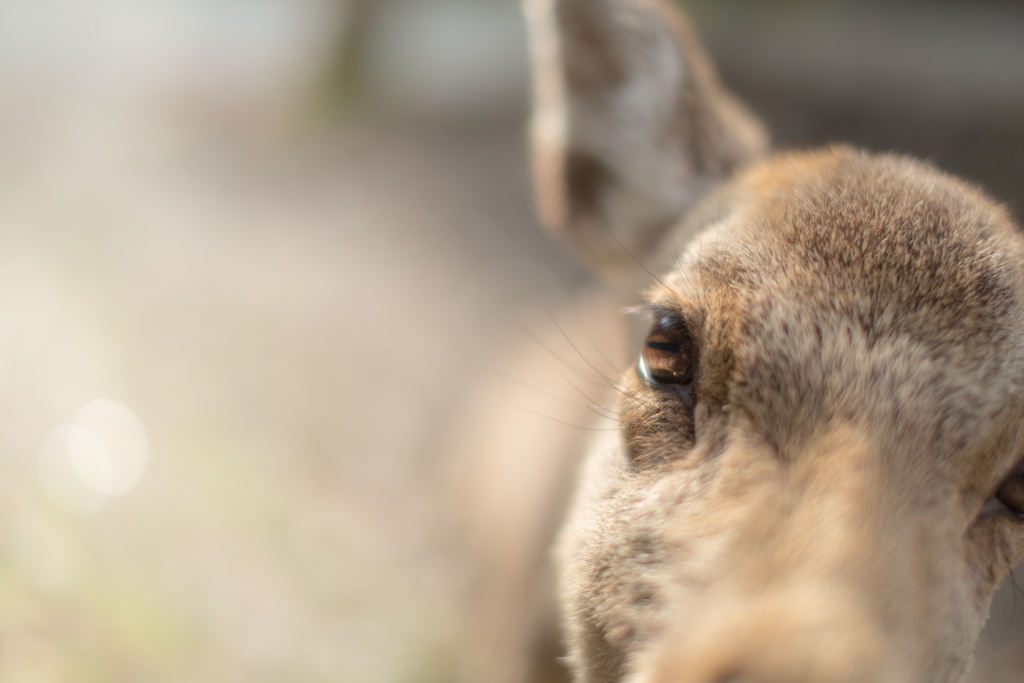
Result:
[38, 399, 150, 513]
[73, 399, 149, 495]
[69, 423, 114, 495]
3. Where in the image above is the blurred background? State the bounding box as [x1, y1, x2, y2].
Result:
[1, 0, 1023, 681]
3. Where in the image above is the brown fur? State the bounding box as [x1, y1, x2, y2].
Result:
[457, 2, 1024, 682]
[565, 148, 1024, 683]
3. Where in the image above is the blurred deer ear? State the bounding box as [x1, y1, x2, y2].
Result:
[524, 0, 768, 276]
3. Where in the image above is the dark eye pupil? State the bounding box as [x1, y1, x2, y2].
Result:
[996, 463, 1024, 520]
[646, 341, 682, 354]
[641, 318, 694, 385]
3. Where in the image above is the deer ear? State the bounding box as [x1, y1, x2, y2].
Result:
[525, 0, 768, 276]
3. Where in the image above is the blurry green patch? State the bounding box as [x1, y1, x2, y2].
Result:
[179, 429, 272, 522]
[76, 570, 198, 678]
[315, 0, 375, 119]
[0, 511, 199, 683]
[398, 637, 459, 683]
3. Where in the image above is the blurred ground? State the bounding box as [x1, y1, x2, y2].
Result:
[0, 1, 1023, 682]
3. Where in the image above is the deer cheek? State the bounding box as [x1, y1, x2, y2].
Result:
[621, 381, 697, 465]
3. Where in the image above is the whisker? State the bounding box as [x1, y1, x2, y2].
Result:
[556, 368, 623, 420]
[566, 298, 624, 374]
[543, 307, 634, 394]
[517, 324, 613, 387]
[488, 370, 623, 412]
[598, 221, 675, 294]
[586, 405, 620, 421]
[517, 408, 620, 431]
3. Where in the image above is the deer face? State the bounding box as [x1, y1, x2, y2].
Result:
[523, 2, 1024, 681]
[558, 149, 1024, 683]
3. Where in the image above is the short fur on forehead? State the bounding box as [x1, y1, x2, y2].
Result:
[653, 146, 1024, 458]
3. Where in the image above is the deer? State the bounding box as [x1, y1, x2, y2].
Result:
[448, 1, 1024, 682]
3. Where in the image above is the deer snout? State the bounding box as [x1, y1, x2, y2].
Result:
[635, 587, 910, 683]
[633, 432, 917, 683]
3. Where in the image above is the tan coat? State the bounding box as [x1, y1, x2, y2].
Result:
[453, 2, 1024, 682]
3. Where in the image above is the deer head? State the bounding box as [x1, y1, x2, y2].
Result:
[523, 1, 1024, 681]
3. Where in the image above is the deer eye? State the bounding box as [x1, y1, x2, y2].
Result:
[995, 461, 1024, 520]
[640, 317, 695, 385]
